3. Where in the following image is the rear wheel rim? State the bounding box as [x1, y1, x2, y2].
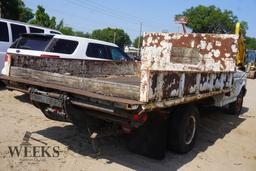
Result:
[184, 115, 196, 145]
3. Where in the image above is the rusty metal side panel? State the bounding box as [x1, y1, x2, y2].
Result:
[142, 71, 233, 103]
[141, 33, 238, 72]
[148, 71, 181, 101]
[184, 73, 197, 95]
[11, 55, 141, 77]
[199, 73, 211, 93]
[212, 73, 223, 90]
[139, 32, 238, 102]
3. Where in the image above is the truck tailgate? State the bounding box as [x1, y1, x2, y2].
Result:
[8, 55, 142, 101]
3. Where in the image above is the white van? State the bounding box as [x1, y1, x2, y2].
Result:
[0, 18, 61, 71]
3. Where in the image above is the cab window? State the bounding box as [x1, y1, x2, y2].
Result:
[12, 35, 52, 51]
[11, 23, 27, 42]
[46, 39, 78, 54]
[86, 43, 109, 59]
[50, 31, 61, 35]
[0, 21, 9, 42]
[29, 27, 44, 33]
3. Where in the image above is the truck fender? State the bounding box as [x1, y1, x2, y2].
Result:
[233, 70, 247, 97]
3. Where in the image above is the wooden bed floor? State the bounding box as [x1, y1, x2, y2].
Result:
[96, 75, 141, 86]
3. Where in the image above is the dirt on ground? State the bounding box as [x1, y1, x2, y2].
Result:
[0, 79, 255, 171]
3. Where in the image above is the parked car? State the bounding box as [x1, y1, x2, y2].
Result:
[6, 33, 132, 61]
[0, 18, 61, 72]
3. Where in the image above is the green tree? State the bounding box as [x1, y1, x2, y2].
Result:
[245, 37, 256, 50]
[55, 20, 74, 35]
[75, 31, 91, 38]
[56, 19, 64, 30]
[178, 5, 248, 35]
[133, 36, 143, 48]
[49, 16, 56, 29]
[19, 7, 34, 22]
[30, 5, 51, 27]
[91, 27, 131, 49]
[239, 21, 248, 37]
[29, 5, 59, 30]
[26, 5, 94, 38]
[58, 26, 74, 35]
[0, 0, 34, 22]
[55, 19, 90, 37]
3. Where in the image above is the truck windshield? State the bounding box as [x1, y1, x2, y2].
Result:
[11, 35, 53, 51]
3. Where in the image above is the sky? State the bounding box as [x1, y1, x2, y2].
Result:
[23, 0, 256, 40]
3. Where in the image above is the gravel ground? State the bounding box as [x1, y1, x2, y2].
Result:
[0, 79, 255, 171]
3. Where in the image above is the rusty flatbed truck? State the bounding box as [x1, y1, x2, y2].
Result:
[0, 32, 247, 159]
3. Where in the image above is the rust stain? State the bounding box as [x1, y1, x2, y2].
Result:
[184, 73, 197, 95]
[142, 32, 238, 72]
[162, 72, 180, 99]
[199, 73, 210, 93]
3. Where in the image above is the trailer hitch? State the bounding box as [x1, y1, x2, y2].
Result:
[29, 88, 71, 122]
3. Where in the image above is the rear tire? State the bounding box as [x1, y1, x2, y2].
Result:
[167, 105, 199, 153]
[65, 104, 89, 129]
[0, 81, 5, 87]
[127, 114, 167, 160]
[228, 91, 244, 115]
[65, 102, 104, 131]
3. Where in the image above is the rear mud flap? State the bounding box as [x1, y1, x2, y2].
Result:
[127, 114, 167, 160]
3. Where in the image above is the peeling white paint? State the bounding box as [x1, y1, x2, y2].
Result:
[147, 36, 153, 46]
[191, 40, 195, 48]
[225, 53, 231, 58]
[200, 40, 207, 50]
[212, 49, 220, 58]
[207, 42, 213, 51]
[171, 89, 177, 97]
[215, 41, 222, 46]
[189, 85, 196, 93]
[231, 44, 238, 53]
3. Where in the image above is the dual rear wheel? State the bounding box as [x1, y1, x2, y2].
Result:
[167, 105, 199, 153]
[128, 104, 199, 159]
[128, 91, 245, 159]
[228, 90, 244, 115]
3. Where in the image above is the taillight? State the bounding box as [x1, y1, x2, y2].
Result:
[132, 113, 148, 124]
[133, 114, 140, 121]
[40, 54, 60, 58]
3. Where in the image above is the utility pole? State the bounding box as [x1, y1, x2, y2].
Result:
[138, 22, 142, 56]
[113, 31, 116, 44]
